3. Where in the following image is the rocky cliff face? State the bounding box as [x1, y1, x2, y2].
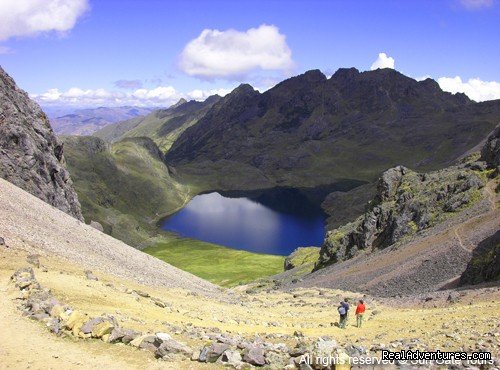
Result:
[317, 162, 485, 267]
[0, 66, 83, 221]
[481, 125, 500, 170]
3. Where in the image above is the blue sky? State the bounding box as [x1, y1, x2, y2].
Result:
[0, 0, 499, 108]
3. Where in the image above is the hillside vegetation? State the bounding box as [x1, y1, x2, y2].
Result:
[144, 237, 285, 287]
[62, 136, 190, 246]
[94, 96, 220, 152]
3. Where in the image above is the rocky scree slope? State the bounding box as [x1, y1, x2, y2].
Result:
[0, 176, 219, 295]
[0, 66, 83, 221]
[166, 68, 500, 189]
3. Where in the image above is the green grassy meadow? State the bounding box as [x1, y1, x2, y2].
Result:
[143, 237, 285, 287]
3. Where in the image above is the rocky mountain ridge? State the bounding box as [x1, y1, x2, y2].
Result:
[165, 68, 500, 189]
[0, 66, 83, 221]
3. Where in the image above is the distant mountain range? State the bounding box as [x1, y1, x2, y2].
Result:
[49, 106, 155, 135]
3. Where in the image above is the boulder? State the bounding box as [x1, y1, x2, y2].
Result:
[335, 351, 351, 370]
[243, 346, 266, 366]
[108, 327, 141, 343]
[64, 310, 87, 331]
[265, 350, 289, 368]
[84, 270, 98, 281]
[80, 317, 111, 334]
[220, 349, 243, 366]
[46, 318, 62, 334]
[309, 338, 337, 369]
[49, 304, 65, 319]
[130, 334, 162, 352]
[121, 329, 141, 344]
[26, 254, 40, 268]
[0, 236, 4, 246]
[30, 312, 49, 321]
[289, 344, 308, 357]
[89, 220, 104, 232]
[151, 298, 167, 308]
[155, 339, 192, 358]
[199, 343, 230, 363]
[133, 290, 150, 298]
[91, 321, 114, 338]
[155, 332, 172, 341]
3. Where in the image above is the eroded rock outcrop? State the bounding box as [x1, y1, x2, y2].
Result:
[0, 66, 83, 220]
[481, 125, 500, 169]
[317, 164, 485, 267]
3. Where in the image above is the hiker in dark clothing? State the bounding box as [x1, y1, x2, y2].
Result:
[338, 302, 347, 328]
[341, 298, 350, 326]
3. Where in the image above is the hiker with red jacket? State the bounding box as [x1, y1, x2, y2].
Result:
[355, 299, 366, 328]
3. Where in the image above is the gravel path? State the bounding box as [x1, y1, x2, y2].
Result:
[0, 178, 222, 297]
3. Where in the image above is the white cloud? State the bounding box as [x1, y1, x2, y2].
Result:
[0, 0, 89, 41]
[187, 88, 233, 100]
[459, 0, 494, 9]
[437, 76, 500, 102]
[179, 24, 294, 79]
[33, 85, 233, 108]
[370, 52, 395, 70]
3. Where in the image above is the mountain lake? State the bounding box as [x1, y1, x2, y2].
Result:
[161, 189, 328, 255]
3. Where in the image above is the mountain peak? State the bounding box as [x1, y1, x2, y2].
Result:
[232, 83, 257, 94]
[302, 69, 327, 81]
[330, 67, 360, 81]
[171, 98, 188, 108]
[204, 94, 222, 104]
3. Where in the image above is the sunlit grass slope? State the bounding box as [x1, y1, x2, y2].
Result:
[143, 237, 285, 287]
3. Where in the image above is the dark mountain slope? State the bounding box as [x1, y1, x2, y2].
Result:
[0, 66, 83, 220]
[166, 68, 500, 190]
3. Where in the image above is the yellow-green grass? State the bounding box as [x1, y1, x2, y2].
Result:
[143, 236, 285, 287]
